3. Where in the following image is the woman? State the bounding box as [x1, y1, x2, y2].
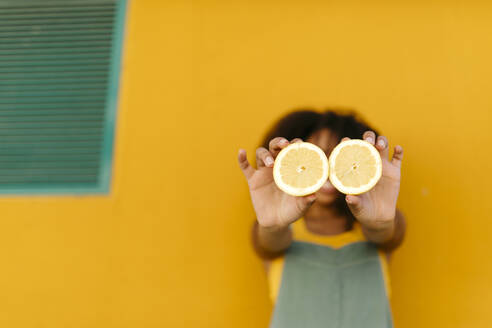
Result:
[237, 109, 406, 328]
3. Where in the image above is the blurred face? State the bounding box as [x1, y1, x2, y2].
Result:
[306, 128, 341, 205]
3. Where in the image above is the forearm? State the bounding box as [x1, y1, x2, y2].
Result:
[361, 209, 406, 252]
[251, 221, 293, 259]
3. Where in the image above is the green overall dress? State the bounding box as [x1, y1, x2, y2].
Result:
[268, 218, 393, 328]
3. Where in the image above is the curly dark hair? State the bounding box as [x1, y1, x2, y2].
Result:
[260, 108, 380, 229]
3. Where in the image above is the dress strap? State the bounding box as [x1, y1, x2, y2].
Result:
[292, 217, 367, 249]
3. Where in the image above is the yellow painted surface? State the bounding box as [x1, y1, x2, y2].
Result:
[0, 0, 491, 327]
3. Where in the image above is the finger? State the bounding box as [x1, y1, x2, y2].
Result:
[362, 131, 376, 145]
[341, 137, 350, 142]
[295, 193, 317, 213]
[391, 145, 404, 167]
[290, 138, 303, 144]
[375, 135, 389, 160]
[345, 194, 363, 216]
[268, 137, 290, 158]
[238, 149, 255, 180]
[303, 194, 317, 203]
[256, 147, 275, 168]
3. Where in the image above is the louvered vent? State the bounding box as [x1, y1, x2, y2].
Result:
[0, 0, 126, 193]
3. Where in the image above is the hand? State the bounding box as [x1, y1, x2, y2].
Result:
[238, 138, 317, 230]
[343, 131, 404, 231]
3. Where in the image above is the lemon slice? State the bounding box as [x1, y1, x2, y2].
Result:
[273, 142, 329, 196]
[328, 139, 382, 195]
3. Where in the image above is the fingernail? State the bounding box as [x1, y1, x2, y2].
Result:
[266, 157, 274, 166]
[281, 139, 289, 145]
[378, 140, 385, 147]
[366, 137, 374, 144]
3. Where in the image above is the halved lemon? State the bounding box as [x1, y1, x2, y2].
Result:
[273, 142, 329, 196]
[328, 139, 382, 195]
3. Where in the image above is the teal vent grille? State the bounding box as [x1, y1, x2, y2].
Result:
[0, 0, 127, 194]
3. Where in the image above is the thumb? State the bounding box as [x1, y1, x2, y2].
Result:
[345, 194, 363, 216]
[296, 194, 317, 213]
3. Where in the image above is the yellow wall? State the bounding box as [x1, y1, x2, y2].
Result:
[1, 0, 491, 327]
